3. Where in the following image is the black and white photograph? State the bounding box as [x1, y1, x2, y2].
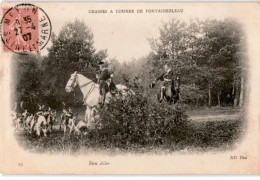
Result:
[0, 2, 259, 174]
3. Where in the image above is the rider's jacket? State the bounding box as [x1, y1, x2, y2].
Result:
[156, 68, 174, 82]
[99, 68, 111, 81]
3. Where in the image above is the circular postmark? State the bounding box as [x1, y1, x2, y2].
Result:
[1, 3, 52, 54]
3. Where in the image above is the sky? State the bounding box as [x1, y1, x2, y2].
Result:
[39, 2, 184, 62]
[18, 2, 242, 63]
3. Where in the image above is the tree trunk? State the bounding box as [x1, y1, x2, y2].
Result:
[217, 91, 221, 107]
[232, 84, 235, 97]
[239, 75, 244, 107]
[208, 88, 212, 107]
[196, 98, 199, 108]
[233, 85, 240, 107]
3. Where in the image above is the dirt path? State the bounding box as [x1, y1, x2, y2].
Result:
[54, 108, 243, 125]
[188, 113, 242, 121]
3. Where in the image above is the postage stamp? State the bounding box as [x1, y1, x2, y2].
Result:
[1, 3, 51, 54]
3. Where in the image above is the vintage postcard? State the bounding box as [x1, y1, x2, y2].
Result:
[0, 1, 259, 174]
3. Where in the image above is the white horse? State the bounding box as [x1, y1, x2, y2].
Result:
[65, 71, 134, 129]
[65, 71, 112, 128]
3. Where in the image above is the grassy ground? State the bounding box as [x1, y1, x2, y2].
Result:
[15, 107, 245, 155]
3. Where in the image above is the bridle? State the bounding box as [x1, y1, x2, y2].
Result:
[67, 73, 96, 103]
[66, 74, 78, 90]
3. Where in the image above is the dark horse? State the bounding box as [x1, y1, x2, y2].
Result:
[151, 76, 180, 104]
[157, 84, 179, 104]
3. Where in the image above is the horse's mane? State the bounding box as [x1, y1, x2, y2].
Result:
[77, 73, 93, 82]
[77, 73, 97, 86]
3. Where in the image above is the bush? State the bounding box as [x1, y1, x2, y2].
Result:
[90, 92, 188, 150]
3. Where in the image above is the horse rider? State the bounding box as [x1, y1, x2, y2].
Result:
[150, 64, 175, 102]
[97, 60, 117, 106]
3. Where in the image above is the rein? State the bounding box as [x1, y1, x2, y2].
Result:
[83, 83, 96, 103]
[79, 81, 93, 88]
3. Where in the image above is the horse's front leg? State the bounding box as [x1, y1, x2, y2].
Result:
[63, 124, 67, 134]
[88, 108, 92, 122]
[87, 106, 94, 129]
[85, 106, 89, 123]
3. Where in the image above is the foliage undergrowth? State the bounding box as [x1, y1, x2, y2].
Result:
[91, 92, 188, 149]
[15, 92, 245, 154]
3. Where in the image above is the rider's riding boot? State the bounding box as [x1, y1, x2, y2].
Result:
[102, 89, 106, 103]
[99, 89, 106, 107]
[109, 82, 117, 96]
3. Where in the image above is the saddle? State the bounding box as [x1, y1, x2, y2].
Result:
[99, 78, 116, 95]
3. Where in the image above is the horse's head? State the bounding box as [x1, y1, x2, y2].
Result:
[65, 71, 78, 92]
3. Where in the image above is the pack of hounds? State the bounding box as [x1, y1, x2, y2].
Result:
[11, 102, 96, 137]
